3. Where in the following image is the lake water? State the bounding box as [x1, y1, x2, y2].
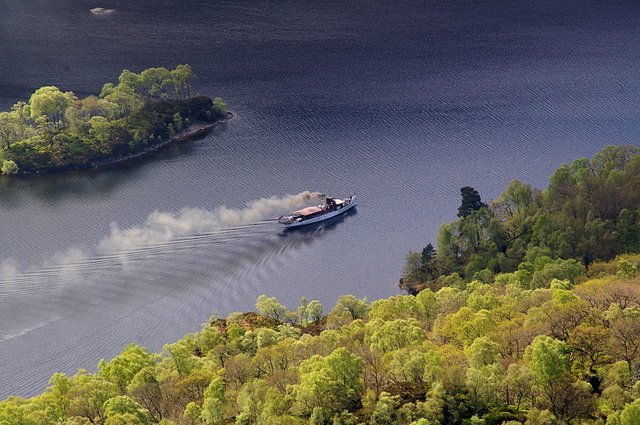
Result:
[1, 0, 639, 397]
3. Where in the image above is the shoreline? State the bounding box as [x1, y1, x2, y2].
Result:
[13, 112, 233, 176]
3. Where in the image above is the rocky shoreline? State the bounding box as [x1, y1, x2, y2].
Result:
[15, 112, 233, 175]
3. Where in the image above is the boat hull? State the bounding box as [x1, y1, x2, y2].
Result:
[282, 200, 357, 228]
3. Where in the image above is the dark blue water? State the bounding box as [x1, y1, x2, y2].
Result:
[1, 0, 639, 397]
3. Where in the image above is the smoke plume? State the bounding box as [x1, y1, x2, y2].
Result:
[99, 191, 322, 253]
[0, 191, 322, 286]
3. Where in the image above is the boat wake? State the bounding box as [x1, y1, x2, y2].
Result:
[0, 191, 350, 398]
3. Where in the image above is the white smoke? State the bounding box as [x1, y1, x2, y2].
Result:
[0, 191, 323, 286]
[99, 191, 323, 253]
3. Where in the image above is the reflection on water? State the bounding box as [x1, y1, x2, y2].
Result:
[0, 124, 230, 210]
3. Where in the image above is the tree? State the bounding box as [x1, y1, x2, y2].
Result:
[98, 344, 156, 393]
[567, 323, 610, 376]
[328, 295, 370, 327]
[524, 336, 570, 381]
[2, 160, 18, 175]
[403, 251, 424, 278]
[104, 87, 143, 118]
[0, 111, 22, 148]
[620, 400, 640, 425]
[500, 364, 532, 410]
[465, 337, 500, 369]
[65, 96, 115, 129]
[458, 186, 486, 218]
[67, 371, 118, 423]
[389, 349, 426, 382]
[466, 363, 502, 410]
[170, 64, 195, 100]
[103, 396, 151, 425]
[201, 377, 226, 425]
[370, 392, 402, 425]
[298, 297, 323, 325]
[127, 367, 163, 422]
[42, 372, 72, 423]
[139, 67, 173, 98]
[609, 312, 640, 374]
[29, 86, 75, 128]
[365, 318, 426, 353]
[294, 348, 364, 416]
[256, 295, 289, 322]
[212, 98, 227, 117]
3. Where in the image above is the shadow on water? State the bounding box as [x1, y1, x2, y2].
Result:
[0, 127, 228, 209]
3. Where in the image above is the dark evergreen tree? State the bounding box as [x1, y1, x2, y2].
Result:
[457, 186, 486, 218]
[421, 243, 436, 263]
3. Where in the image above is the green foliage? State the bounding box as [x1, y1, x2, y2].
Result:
[465, 337, 500, 369]
[29, 86, 76, 127]
[524, 336, 570, 381]
[212, 98, 227, 117]
[201, 377, 226, 425]
[294, 348, 364, 416]
[620, 400, 640, 425]
[365, 318, 426, 353]
[256, 295, 290, 322]
[331, 295, 370, 320]
[1, 159, 18, 174]
[103, 396, 151, 425]
[4, 275, 640, 425]
[0, 65, 225, 174]
[98, 344, 156, 393]
[401, 146, 640, 294]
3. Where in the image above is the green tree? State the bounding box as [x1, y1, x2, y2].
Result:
[67, 371, 118, 423]
[331, 295, 370, 320]
[212, 98, 227, 117]
[370, 392, 402, 425]
[294, 348, 364, 416]
[201, 377, 226, 425]
[620, 400, 640, 425]
[256, 295, 289, 322]
[29, 86, 75, 128]
[365, 318, 426, 353]
[0, 111, 22, 148]
[103, 396, 151, 425]
[465, 337, 500, 369]
[98, 344, 156, 393]
[2, 160, 18, 175]
[523, 336, 570, 381]
[126, 367, 163, 422]
[170, 64, 195, 100]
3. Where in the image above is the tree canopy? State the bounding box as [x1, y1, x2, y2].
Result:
[401, 146, 640, 294]
[2, 148, 640, 425]
[0, 65, 227, 174]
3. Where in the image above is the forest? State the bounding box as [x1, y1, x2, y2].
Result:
[400, 145, 640, 295]
[0, 65, 227, 174]
[1, 146, 640, 425]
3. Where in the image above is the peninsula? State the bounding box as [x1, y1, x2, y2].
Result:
[0, 65, 228, 174]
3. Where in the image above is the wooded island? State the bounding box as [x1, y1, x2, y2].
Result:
[0, 65, 227, 174]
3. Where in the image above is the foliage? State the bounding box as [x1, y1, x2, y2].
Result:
[3, 268, 640, 425]
[402, 146, 640, 294]
[3, 149, 640, 425]
[0, 65, 227, 174]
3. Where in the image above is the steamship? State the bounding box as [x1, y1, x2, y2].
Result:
[277, 195, 356, 228]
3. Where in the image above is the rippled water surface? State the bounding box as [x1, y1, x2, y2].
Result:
[1, 0, 639, 397]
